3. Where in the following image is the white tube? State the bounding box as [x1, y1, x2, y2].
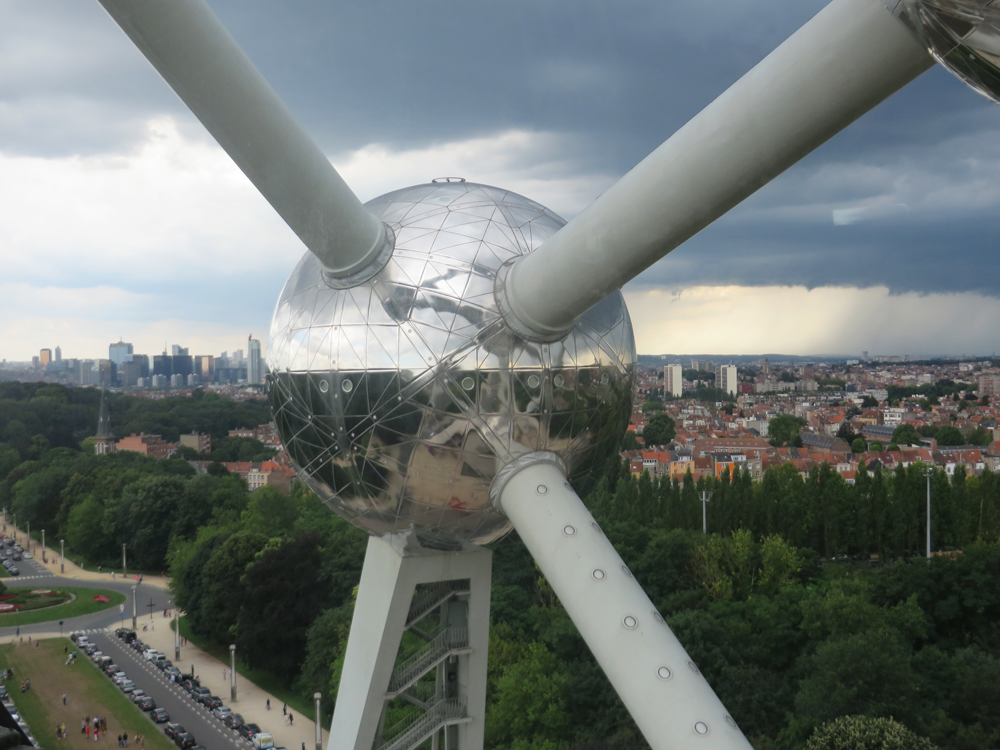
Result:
[499, 0, 933, 339]
[95, 0, 387, 279]
[497, 460, 753, 749]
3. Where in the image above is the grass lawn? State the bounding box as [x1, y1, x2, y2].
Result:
[176, 617, 321, 723]
[0, 588, 126, 627]
[0, 639, 175, 750]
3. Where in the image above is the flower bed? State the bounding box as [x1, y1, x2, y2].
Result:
[0, 594, 16, 601]
[93, 595, 111, 603]
[0, 603, 21, 612]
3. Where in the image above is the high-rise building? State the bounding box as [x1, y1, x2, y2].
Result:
[171, 344, 189, 356]
[715, 364, 738, 397]
[109, 340, 134, 366]
[248, 337, 263, 384]
[691, 359, 714, 373]
[55, 346, 62, 362]
[39, 349, 52, 367]
[979, 373, 1000, 397]
[195, 355, 215, 381]
[153, 355, 173, 377]
[664, 364, 683, 398]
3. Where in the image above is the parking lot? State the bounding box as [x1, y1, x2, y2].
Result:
[82, 631, 263, 750]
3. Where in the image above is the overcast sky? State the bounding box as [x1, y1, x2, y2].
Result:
[1, 0, 999, 362]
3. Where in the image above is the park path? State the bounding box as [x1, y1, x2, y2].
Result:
[5, 523, 328, 750]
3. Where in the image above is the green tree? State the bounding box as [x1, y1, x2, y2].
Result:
[806, 715, 939, 750]
[935, 426, 965, 446]
[642, 413, 675, 446]
[851, 438, 867, 453]
[892, 423, 921, 446]
[768, 415, 806, 446]
[485, 642, 570, 750]
[795, 628, 920, 726]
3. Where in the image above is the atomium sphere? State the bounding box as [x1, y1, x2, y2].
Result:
[267, 181, 635, 550]
[887, 0, 1000, 103]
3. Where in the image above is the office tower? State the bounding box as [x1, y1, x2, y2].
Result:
[248, 337, 263, 384]
[109, 340, 134, 366]
[664, 364, 683, 398]
[171, 344, 190, 356]
[715, 364, 738, 396]
[39, 349, 52, 367]
[55, 346, 62, 362]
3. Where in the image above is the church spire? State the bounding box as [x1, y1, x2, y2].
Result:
[94, 389, 116, 455]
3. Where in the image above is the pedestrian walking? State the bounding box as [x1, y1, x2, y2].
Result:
[124, 731, 128, 746]
[98, 566, 102, 574]
[282, 703, 286, 716]
[56, 725, 62, 741]
[82, 718, 87, 734]
[266, 699, 270, 711]
[222, 668, 226, 680]
[117, 734, 122, 747]
[111, 571, 115, 579]
[62, 692, 67, 705]
[86, 726, 90, 739]
[94, 729, 99, 742]
[61, 723, 67, 740]
[288, 713, 293, 726]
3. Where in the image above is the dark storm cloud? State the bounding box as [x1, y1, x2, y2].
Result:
[3, 0, 999, 299]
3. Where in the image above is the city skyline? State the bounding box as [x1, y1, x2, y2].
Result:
[3, 1, 1000, 360]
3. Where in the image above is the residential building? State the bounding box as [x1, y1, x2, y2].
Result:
[179, 433, 212, 454]
[664, 364, 683, 398]
[715, 365, 738, 397]
[979, 373, 1000, 397]
[117, 433, 174, 459]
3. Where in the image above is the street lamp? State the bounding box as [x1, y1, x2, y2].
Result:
[26, 522, 29, 552]
[60, 539, 64, 574]
[314, 693, 322, 750]
[41, 529, 44, 560]
[924, 467, 934, 559]
[132, 585, 138, 630]
[699, 490, 714, 534]
[174, 607, 180, 660]
[122, 543, 127, 575]
[230, 644, 237, 701]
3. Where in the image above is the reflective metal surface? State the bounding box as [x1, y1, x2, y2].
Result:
[268, 182, 636, 550]
[886, 0, 1000, 102]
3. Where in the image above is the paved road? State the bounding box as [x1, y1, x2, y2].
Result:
[0, 567, 167, 637]
[87, 631, 248, 750]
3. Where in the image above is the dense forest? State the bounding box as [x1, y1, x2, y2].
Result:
[2, 383, 1000, 749]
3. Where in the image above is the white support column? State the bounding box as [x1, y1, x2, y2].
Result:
[496, 460, 753, 749]
[329, 536, 491, 750]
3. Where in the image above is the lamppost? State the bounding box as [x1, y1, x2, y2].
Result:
[924, 467, 934, 559]
[131, 585, 138, 630]
[12, 514, 16, 544]
[41, 529, 44, 559]
[25, 522, 29, 553]
[60, 539, 64, 574]
[699, 490, 714, 534]
[122, 543, 127, 575]
[314, 693, 322, 750]
[229, 644, 237, 701]
[174, 607, 181, 660]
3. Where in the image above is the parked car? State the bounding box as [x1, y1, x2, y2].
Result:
[224, 713, 244, 731]
[111, 673, 128, 685]
[250, 733, 274, 750]
[90, 651, 105, 663]
[180, 678, 201, 693]
[104, 663, 119, 676]
[0, 686, 8, 700]
[138, 697, 156, 712]
[119, 680, 136, 695]
[164, 667, 182, 680]
[238, 724, 261, 741]
[190, 687, 211, 704]
[21, 552, 30, 559]
[203, 696, 223, 710]
[12, 554, 20, 562]
[151, 709, 170, 724]
[155, 659, 172, 671]
[174, 733, 197, 750]
[163, 724, 186, 740]
[8, 568, 19, 576]
[129, 690, 147, 704]
[212, 707, 232, 722]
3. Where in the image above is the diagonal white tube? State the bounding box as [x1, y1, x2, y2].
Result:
[496, 459, 754, 749]
[498, 0, 933, 340]
[95, 0, 387, 279]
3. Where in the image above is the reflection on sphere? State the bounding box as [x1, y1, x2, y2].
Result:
[268, 182, 635, 550]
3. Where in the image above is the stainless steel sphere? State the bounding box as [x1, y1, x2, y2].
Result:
[268, 181, 635, 550]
